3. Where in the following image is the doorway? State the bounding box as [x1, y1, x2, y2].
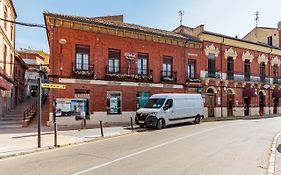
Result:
[259, 92, 264, 114]
[273, 98, 279, 114]
[227, 90, 234, 117]
[244, 96, 250, 116]
[206, 88, 215, 117]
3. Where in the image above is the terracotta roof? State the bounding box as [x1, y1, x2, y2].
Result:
[44, 12, 200, 42]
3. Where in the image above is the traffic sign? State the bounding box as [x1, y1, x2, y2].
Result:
[41, 83, 66, 89]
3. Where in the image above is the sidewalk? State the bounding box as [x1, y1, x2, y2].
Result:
[0, 126, 132, 159]
[275, 135, 281, 175]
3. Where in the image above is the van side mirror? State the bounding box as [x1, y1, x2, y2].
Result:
[163, 106, 168, 111]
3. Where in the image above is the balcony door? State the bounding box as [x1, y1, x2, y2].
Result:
[75, 45, 89, 71]
[137, 53, 148, 75]
[108, 49, 120, 74]
[162, 56, 172, 77]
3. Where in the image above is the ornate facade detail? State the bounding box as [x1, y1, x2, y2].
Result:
[271, 56, 280, 66]
[242, 51, 254, 62]
[204, 44, 220, 57]
[257, 54, 269, 64]
[224, 47, 238, 60]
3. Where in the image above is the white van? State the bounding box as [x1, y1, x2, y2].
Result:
[135, 93, 204, 129]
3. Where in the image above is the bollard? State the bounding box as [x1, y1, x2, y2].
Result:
[130, 117, 134, 131]
[54, 122, 58, 147]
[100, 120, 104, 137]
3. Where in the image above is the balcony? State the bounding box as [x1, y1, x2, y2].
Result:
[72, 63, 95, 79]
[161, 71, 177, 83]
[105, 66, 153, 82]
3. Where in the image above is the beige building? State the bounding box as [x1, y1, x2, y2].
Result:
[0, 0, 16, 116]
[243, 27, 279, 47]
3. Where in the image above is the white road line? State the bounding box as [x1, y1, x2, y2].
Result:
[72, 122, 241, 175]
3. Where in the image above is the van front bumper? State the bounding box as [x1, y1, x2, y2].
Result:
[135, 115, 158, 127]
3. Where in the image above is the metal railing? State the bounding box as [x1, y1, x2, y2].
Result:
[23, 101, 37, 121]
[72, 62, 95, 78]
[161, 71, 177, 82]
[105, 66, 153, 81]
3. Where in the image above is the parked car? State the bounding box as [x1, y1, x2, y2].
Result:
[135, 93, 204, 129]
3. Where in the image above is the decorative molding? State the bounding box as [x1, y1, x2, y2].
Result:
[271, 56, 281, 66]
[224, 47, 238, 60]
[257, 54, 269, 64]
[204, 44, 220, 57]
[242, 51, 254, 62]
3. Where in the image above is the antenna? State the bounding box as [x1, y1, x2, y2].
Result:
[255, 11, 259, 27]
[179, 10, 184, 25]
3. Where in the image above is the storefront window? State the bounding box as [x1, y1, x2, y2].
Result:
[136, 92, 150, 109]
[107, 92, 122, 114]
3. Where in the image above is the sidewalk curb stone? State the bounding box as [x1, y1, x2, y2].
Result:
[267, 131, 281, 175]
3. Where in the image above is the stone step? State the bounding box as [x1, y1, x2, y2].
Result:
[0, 124, 22, 129]
[0, 117, 23, 121]
[0, 120, 22, 125]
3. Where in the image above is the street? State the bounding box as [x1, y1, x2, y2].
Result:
[1, 117, 281, 175]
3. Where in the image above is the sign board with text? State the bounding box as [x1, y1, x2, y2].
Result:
[42, 83, 66, 89]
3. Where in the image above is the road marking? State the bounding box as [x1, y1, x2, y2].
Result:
[72, 122, 241, 175]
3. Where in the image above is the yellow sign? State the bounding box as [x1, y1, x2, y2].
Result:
[41, 83, 66, 89]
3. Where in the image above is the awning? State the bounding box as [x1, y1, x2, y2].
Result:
[272, 89, 281, 98]
[243, 88, 258, 97]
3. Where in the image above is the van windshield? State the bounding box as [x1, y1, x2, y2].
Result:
[143, 98, 166, 108]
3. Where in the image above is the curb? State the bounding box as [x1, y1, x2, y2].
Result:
[267, 131, 281, 175]
[0, 131, 135, 160]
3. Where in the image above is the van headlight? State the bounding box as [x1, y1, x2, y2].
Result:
[149, 112, 157, 116]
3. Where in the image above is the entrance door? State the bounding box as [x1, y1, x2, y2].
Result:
[207, 89, 215, 117]
[244, 96, 250, 116]
[227, 94, 234, 116]
[273, 98, 279, 114]
[259, 92, 264, 114]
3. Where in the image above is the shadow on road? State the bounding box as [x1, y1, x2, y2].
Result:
[130, 122, 195, 133]
[277, 144, 281, 153]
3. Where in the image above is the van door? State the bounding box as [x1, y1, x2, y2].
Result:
[163, 99, 174, 123]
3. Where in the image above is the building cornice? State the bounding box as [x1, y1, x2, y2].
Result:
[44, 15, 202, 49]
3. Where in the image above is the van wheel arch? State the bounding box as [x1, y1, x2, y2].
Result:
[156, 118, 166, 130]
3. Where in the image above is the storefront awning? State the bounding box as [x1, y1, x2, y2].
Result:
[243, 88, 258, 97]
[273, 89, 281, 98]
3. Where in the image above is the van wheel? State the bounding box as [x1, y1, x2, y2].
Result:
[156, 119, 165, 130]
[194, 115, 201, 124]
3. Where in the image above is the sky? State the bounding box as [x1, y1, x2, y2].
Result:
[13, 0, 281, 53]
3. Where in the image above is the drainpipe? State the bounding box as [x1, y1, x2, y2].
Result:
[268, 46, 273, 115]
[184, 40, 188, 92]
[220, 37, 225, 118]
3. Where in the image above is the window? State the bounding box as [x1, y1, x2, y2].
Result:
[108, 49, 120, 74]
[227, 57, 234, 80]
[137, 53, 148, 75]
[75, 45, 90, 71]
[164, 99, 173, 110]
[208, 53, 216, 78]
[162, 56, 172, 77]
[260, 62, 266, 82]
[273, 64, 278, 84]
[3, 45, 7, 73]
[136, 91, 150, 109]
[188, 59, 196, 79]
[267, 36, 273, 46]
[4, 6, 7, 30]
[10, 24, 13, 41]
[107, 92, 121, 114]
[244, 59, 251, 81]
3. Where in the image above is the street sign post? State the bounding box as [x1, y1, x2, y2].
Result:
[42, 83, 66, 89]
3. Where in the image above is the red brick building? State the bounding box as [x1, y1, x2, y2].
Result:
[44, 13, 202, 125]
[13, 53, 28, 105]
[175, 25, 281, 118]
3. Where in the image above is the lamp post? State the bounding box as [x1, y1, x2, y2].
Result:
[53, 38, 67, 147]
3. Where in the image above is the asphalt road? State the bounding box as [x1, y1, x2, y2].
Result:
[1, 117, 281, 175]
